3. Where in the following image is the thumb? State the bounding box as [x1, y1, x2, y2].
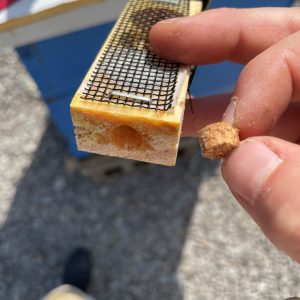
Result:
[222, 136, 300, 262]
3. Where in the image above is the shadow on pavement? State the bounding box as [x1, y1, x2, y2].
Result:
[0, 123, 219, 300]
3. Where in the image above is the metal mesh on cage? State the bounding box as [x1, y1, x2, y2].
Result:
[80, 0, 190, 111]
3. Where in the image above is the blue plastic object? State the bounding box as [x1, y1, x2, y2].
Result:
[17, 0, 293, 157]
[17, 22, 114, 157]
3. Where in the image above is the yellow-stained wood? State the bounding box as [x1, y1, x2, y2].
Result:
[71, 0, 203, 166]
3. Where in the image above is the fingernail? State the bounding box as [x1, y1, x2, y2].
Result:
[223, 96, 238, 124]
[223, 139, 283, 204]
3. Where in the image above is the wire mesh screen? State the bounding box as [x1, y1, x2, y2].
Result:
[81, 0, 190, 111]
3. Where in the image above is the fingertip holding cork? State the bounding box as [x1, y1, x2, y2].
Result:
[198, 122, 240, 160]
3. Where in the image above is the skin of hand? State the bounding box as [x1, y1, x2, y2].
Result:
[150, 7, 300, 262]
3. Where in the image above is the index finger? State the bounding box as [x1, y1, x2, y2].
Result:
[149, 7, 300, 65]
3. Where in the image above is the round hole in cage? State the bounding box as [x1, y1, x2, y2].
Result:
[112, 125, 143, 150]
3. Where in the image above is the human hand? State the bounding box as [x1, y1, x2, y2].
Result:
[150, 7, 300, 262]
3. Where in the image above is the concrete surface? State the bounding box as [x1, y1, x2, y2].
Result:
[1, 47, 300, 300]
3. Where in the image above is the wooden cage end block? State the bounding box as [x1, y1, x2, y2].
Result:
[70, 0, 203, 166]
[71, 81, 189, 166]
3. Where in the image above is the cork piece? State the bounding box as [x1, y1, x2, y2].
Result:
[198, 122, 240, 160]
